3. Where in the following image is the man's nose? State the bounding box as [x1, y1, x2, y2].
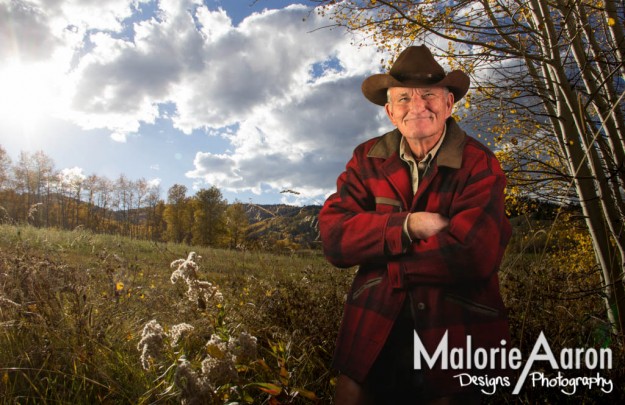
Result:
[408, 96, 426, 111]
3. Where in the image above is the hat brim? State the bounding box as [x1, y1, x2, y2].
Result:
[362, 70, 470, 106]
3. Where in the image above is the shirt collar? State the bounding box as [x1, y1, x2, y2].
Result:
[367, 117, 465, 170]
[399, 124, 447, 166]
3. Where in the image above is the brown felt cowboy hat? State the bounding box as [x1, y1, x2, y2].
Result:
[362, 45, 470, 106]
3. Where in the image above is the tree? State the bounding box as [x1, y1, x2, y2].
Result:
[149, 199, 167, 241]
[191, 187, 227, 247]
[316, 0, 625, 336]
[0, 146, 11, 191]
[0, 146, 13, 222]
[11, 150, 55, 225]
[95, 176, 115, 233]
[164, 184, 192, 243]
[114, 174, 134, 235]
[83, 174, 100, 230]
[225, 201, 250, 249]
[59, 167, 85, 229]
[144, 182, 165, 241]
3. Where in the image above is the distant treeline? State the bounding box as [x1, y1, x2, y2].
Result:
[0, 147, 320, 251]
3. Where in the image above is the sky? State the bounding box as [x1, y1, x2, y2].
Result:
[0, 0, 397, 205]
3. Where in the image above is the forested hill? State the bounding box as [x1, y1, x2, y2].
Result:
[243, 204, 321, 251]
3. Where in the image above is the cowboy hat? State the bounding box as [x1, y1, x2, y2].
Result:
[362, 45, 470, 106]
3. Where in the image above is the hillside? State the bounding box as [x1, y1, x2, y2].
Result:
[243, 204, 321, 249]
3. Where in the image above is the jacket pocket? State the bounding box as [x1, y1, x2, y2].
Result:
[352, 276, 383, 300]
[444, 293, 500, 318]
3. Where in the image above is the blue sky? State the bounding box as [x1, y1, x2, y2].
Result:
[0, 0, 389, 205]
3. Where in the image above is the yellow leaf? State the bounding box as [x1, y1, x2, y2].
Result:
[252, 382, 282, 396]
[206, 344, 226, 359]
[294, 387, 318, 400]
[116, 282, 124, 291]
[608, 17, 615, 26]
[257, 358, 271, 371]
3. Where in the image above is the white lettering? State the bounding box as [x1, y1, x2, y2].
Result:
[508, 348, 522, 369]
[599, 347, 612, 369]
[585, 349, 598, 369]
[513, 332, 559, 394]
[450, 347, 463, 369]
[413, 329, 613, 396]
[414, 330, 448, 370]
[453, 373, 510, 395]
[530, 371, 613, 395]
[474, 348, 488, 369]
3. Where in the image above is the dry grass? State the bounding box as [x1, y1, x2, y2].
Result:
[0, 224, 351, 403]
[0, 222, 623, 404]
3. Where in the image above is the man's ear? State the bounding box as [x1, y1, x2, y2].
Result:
[445, 91, 455, 117]
[385, 103, 397, 126]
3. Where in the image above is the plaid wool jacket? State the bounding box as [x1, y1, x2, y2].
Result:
[319, 117, 512, 393]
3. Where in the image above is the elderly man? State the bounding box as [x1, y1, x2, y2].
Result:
[319, 46, 511, 403]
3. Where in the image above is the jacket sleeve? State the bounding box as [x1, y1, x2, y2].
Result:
[401, 150, 511, 284]
[318, 147, 409, 268]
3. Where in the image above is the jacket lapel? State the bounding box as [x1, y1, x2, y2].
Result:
[412, 118, 466, 208]
[367, 118, 467, 212]
[367, 129, 413, 210]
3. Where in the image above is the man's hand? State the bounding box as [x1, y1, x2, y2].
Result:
[407, 212, 449, 240]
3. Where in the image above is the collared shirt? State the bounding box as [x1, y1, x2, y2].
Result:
[400, 125, 447, 242]
[399, 124, 447, 194]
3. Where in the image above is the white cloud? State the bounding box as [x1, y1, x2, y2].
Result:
[147, 177, 161, 188]
[177, 5, 385, 202]
[0, 0, 61, 62]
[1, 0, 391, 203]
[196, 6, 231, 42]
[59, 166, 86, 188]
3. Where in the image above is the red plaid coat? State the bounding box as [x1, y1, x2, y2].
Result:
[319, 118, 512, 394]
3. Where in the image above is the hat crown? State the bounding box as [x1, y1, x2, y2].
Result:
[361, 45, 470, 106]
[389, 46, 446, 82]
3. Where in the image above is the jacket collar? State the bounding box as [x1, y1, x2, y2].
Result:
[367, 117, 465, 169]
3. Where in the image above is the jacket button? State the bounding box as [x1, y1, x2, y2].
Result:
[416, 302, 426, 310]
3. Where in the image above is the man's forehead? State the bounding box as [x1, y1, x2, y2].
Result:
[389, 86, 445, 94]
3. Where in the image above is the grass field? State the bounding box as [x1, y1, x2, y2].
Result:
[1, 222, 624, 404]
[0, 224, 352, 403]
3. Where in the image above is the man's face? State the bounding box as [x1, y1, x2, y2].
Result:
[385, 86, 454, 143]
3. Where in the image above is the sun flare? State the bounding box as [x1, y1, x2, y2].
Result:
[0, 63, 58, 133]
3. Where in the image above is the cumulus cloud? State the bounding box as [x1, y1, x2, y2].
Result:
[147, 177, 161, 188]
[186, 74, 385, 198]
[1, 0, 392, 203]
[58, 166, 86, 188]
[177, 5, 386, 202]
[0, 0, 61, 62]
